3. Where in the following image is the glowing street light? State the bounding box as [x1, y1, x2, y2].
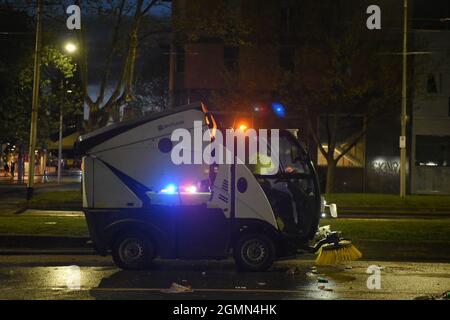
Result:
[64, 42, 77, 54]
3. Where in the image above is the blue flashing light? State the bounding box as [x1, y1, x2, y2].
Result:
[161, 184, 177, 194]
[271, 102, 286, 117]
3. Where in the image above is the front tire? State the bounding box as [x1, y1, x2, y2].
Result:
[233, 234, 275, 272]
[112, 231, 154, 270]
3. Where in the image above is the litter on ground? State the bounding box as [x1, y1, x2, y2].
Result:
[160, 282, 193, 294]
[318, 277, 329, 283]
[286, 267, 300, 275]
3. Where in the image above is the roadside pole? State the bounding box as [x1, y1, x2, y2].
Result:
[57, 104, 63, 184]
[26, 0, 43, 200]
[400, 0, 408, 198]
[57, 81, 64, 184]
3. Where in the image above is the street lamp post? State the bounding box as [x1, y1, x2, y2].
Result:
[57, 42, 77, 184]
[400, 0, 408, 198]
[57, 81, 64, 184]
[26, 0, 44, 200]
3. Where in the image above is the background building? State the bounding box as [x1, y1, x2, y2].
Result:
[171, 0, 450, 194]
[410, 0, 450, 194]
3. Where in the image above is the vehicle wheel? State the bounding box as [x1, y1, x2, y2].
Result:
[233, 234, 275, 272]
[112, 231, 154, 270]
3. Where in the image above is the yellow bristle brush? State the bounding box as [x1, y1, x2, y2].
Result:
[316, 240, 362, 266]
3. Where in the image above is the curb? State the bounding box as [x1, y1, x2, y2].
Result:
[338, 208, 450, 219]
[16, 204, 83, 212]
[0, 249, 96, 255]
[337, 212, 450, 219]
[0, 235, 90, 249]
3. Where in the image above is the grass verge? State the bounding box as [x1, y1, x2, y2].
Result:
[320, 218, 450, 243]
[324, 193, 450, 210]
[0, 214, 88, 237]
[19, 191, 450, 212]
[0, 214, 449, 260]
[21, 191, 82, 208]
[321, 218, 450, 261]
[1, 214, 449, 243]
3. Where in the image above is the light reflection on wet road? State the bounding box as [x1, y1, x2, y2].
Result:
[0, 255, 448, 300]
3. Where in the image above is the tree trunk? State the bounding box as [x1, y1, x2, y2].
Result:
[325, 158, 336, 194]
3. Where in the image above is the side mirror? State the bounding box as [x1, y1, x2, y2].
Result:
[329, 203, 338, 218]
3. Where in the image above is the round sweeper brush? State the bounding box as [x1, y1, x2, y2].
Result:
[315, 240, 362, 266]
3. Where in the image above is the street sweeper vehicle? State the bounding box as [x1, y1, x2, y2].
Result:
[75, 102, 361, 271]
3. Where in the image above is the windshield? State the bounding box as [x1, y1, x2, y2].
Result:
[246, 130, 320, 240]
[278, 132, 310, 175]
[247, 130, 311, 176]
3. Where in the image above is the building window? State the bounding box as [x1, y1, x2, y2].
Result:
[416, 135, 450, 167]
[317, 142, 365, 168]
[176, 47, 185, 73]
[317, 115, 365, 168]
[224, 46, 239, 73]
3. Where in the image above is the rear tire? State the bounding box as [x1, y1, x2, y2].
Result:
[112, 231, 154, 270]
[233, 234, 275, 272]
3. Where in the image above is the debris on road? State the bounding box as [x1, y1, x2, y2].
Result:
[160, 282, 193, 294]
[413, 291, 450, 300]
[318, 285, 333, 292]
[413, 295, 435, 300]
[345, 265, 352, 270]
[286, 267, 300, 276]
[234, 286, 247, 290]
[309, 266, 318, 274]
[318, 277, 329, 283]
[257, 282, 267, 286]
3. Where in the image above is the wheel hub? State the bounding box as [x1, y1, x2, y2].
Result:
[119, 238, 144, 262]
[243, 240, 266, 265]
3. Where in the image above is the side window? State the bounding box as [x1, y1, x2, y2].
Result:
[279, 135, 309, 174]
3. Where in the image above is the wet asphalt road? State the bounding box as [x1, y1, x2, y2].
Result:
[0, 255, 448, 300]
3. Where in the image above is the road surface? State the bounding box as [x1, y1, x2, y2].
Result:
[0, 255, 448, 300]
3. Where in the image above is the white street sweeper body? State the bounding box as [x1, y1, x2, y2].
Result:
[76, 102, 339, 271]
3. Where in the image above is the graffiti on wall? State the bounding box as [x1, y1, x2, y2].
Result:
[370, 158, 400, 177]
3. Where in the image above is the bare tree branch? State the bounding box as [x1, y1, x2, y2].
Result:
[142, 0, 158, 16]
[335, 129, 366, 163]
[97, 0, 126, 105]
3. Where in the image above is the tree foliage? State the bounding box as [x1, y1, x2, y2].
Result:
[0, 45, 80, 148]
[276, 9, 402, 192]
